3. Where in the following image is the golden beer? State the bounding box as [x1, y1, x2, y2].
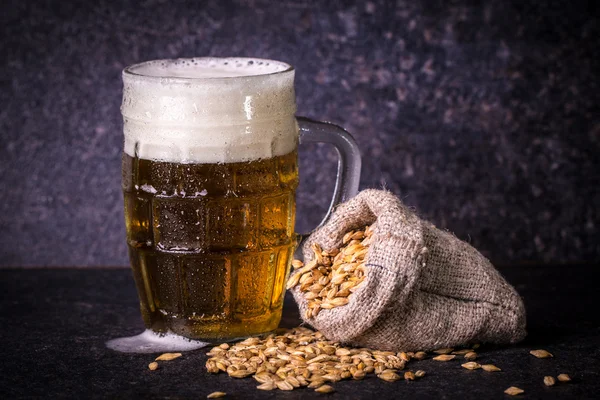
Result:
[123, 150, 298, 339]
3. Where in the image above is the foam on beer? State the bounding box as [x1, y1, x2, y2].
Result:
[122, 57, 298, 164]
[132, 57, 291, 79]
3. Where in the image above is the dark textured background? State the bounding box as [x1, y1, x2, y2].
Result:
[1, 0, 598, 267]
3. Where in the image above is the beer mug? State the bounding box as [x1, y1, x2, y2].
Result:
[121, 57, 361, 341]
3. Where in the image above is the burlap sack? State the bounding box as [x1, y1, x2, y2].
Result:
[292, 189, 526, 351]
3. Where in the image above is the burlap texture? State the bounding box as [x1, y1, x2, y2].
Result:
[291, 189, 526, 351]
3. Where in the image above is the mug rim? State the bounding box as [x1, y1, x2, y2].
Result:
[123, 57, 294, 83]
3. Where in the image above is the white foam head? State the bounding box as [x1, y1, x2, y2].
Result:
[121, 57, 297, 164]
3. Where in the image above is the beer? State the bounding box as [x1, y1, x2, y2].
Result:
[123, 151, 298, 339]
[121, 58, 299, 340]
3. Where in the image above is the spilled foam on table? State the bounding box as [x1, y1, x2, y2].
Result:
[106, 330, 210, 353]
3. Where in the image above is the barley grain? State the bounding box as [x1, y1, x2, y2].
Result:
[481, 364, 501, 372]
[530, 349, 553, 358]
[433, 355, 456, 362]
[461, 362, 481, 370]
[504, 386, 524, 396]
[378, 371, 401, 382]
[315, 385, 335, 394]
[544, 376, 556, 386]
[155, 352, 182, 361]
[256, 382, 275, 391]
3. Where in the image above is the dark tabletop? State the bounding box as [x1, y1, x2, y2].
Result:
[1, 265, 598, 399]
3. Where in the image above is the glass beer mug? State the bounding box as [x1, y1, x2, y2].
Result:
[121, 57, 361, 341]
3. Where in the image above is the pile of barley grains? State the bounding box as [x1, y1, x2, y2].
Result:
[202, 334, 572, 396]
[205, 327, 425, 393]
[286, 225, 373, 319]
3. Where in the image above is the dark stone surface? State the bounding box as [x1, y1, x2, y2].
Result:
[1, 0, 599, 266]
[1, 266, 598, 398]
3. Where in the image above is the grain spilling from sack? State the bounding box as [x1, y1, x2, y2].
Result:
[286, 226, 373, 319]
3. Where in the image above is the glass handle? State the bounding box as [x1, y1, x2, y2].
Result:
[295, 117, 362, 258]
